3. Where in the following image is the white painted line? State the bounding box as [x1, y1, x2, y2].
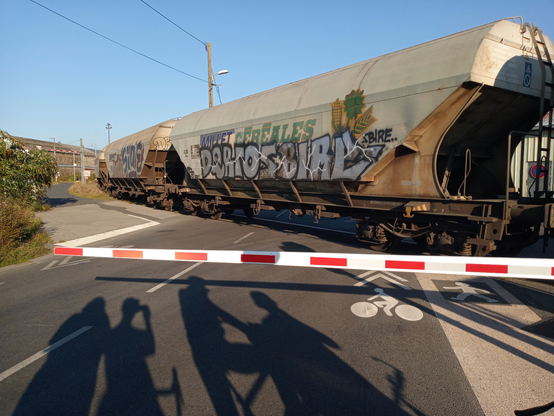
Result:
[127, 215, 154, 222]
[41, 260, 58, 271]
[234, 232, 255, 244]
[56, 216, 159, 247]
[0, 282, 5, 285]
[0, 326, 92, 382]
[147, 262, 202, 293]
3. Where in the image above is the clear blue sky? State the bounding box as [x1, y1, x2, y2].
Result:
[1, 0, 553, 151]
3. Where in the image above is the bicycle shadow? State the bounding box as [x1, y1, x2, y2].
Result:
[178, 277, 410, 415]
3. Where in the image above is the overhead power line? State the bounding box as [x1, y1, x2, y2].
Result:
[139, 0, 207, 48]
[29, 0, 207, 84]
[139, 0, 223, 106]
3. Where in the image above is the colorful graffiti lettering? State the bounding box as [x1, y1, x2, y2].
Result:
[201, 130, 234, 147]
[197, 90, 397, 181]
[234, 120, 317, 145]
[108, 141, 145, 178]
[199, 130, 386, 181]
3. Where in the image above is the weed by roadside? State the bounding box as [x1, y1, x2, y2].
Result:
[68, 181, 112, 200]
[0, 196, 51, 267]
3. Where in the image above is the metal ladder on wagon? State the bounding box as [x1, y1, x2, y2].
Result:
[523, 23, 554, 249]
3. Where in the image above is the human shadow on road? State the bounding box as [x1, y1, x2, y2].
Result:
[13, 297, 110, 416]
[97, 298, 166, 416]
[179, 278, 408, 415]
[179, 277, 258, 416]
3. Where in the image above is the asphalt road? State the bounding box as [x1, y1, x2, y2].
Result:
[0, 184, 553, 416]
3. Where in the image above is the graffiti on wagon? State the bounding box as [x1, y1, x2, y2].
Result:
[199, 89, 398, 181]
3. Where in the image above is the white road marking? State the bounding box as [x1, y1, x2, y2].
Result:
[42, 261, 58, 271]
[354, 271, 412, 290]
[147, 262, 202, 293]
[234, 232, 254, 244]
[0, 282, 5, 285]
[56, 216, 159, 247]
[0, 326, 92, 382]
[41, 256, 91, 271]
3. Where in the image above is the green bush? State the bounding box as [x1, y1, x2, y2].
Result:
[1, 131, 58, 208]
[0, 131, 57, 266]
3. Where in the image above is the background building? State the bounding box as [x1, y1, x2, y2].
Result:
[15, 136, 96, 180]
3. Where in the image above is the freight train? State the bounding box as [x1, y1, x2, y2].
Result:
[96, 18, 554, 257]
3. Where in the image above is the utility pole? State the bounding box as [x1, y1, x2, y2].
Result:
[50, 137, 56, 160]
[106, 123, 112, 145]
[80, 139, 85, 184]
[207, 43, 228, 108]
[207, 42, 213, 108]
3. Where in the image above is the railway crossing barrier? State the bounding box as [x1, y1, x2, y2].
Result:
[54, 247, 554, 280]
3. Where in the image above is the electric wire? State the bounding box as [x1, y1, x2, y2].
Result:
[138, 0, 224, 105]
[216, 86, 222, 105]
[29, 0, 207, 84]
[138, 0, 206, 47]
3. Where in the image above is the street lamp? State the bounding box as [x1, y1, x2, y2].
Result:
[106, 123, 112, 145]
[207, 42, 228, 108]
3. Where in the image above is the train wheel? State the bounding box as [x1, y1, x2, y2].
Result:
[189, 207, 200, 216]
[357, 221, 402, 253]
[367, 234, 402, 253]
[210, 210, 223, 220]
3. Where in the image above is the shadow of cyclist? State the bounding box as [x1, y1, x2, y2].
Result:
[246, 291, 405, 415]
[179, 277, 258, 416]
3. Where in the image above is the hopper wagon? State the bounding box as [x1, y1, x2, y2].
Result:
[97, 18, 554, 256]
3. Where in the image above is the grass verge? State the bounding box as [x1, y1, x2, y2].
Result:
[0, 197, 52, 267]
[68, 181, 113, 200]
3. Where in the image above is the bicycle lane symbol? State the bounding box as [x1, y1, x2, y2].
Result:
[350, 272, 424, 321]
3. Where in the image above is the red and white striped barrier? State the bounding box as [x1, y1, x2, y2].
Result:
[54, 247, 554, 280]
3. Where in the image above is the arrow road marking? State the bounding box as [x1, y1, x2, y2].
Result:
[43, 245, 135, 271]
[41, 256, 91, 271]
[354, 271, 413, 290]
